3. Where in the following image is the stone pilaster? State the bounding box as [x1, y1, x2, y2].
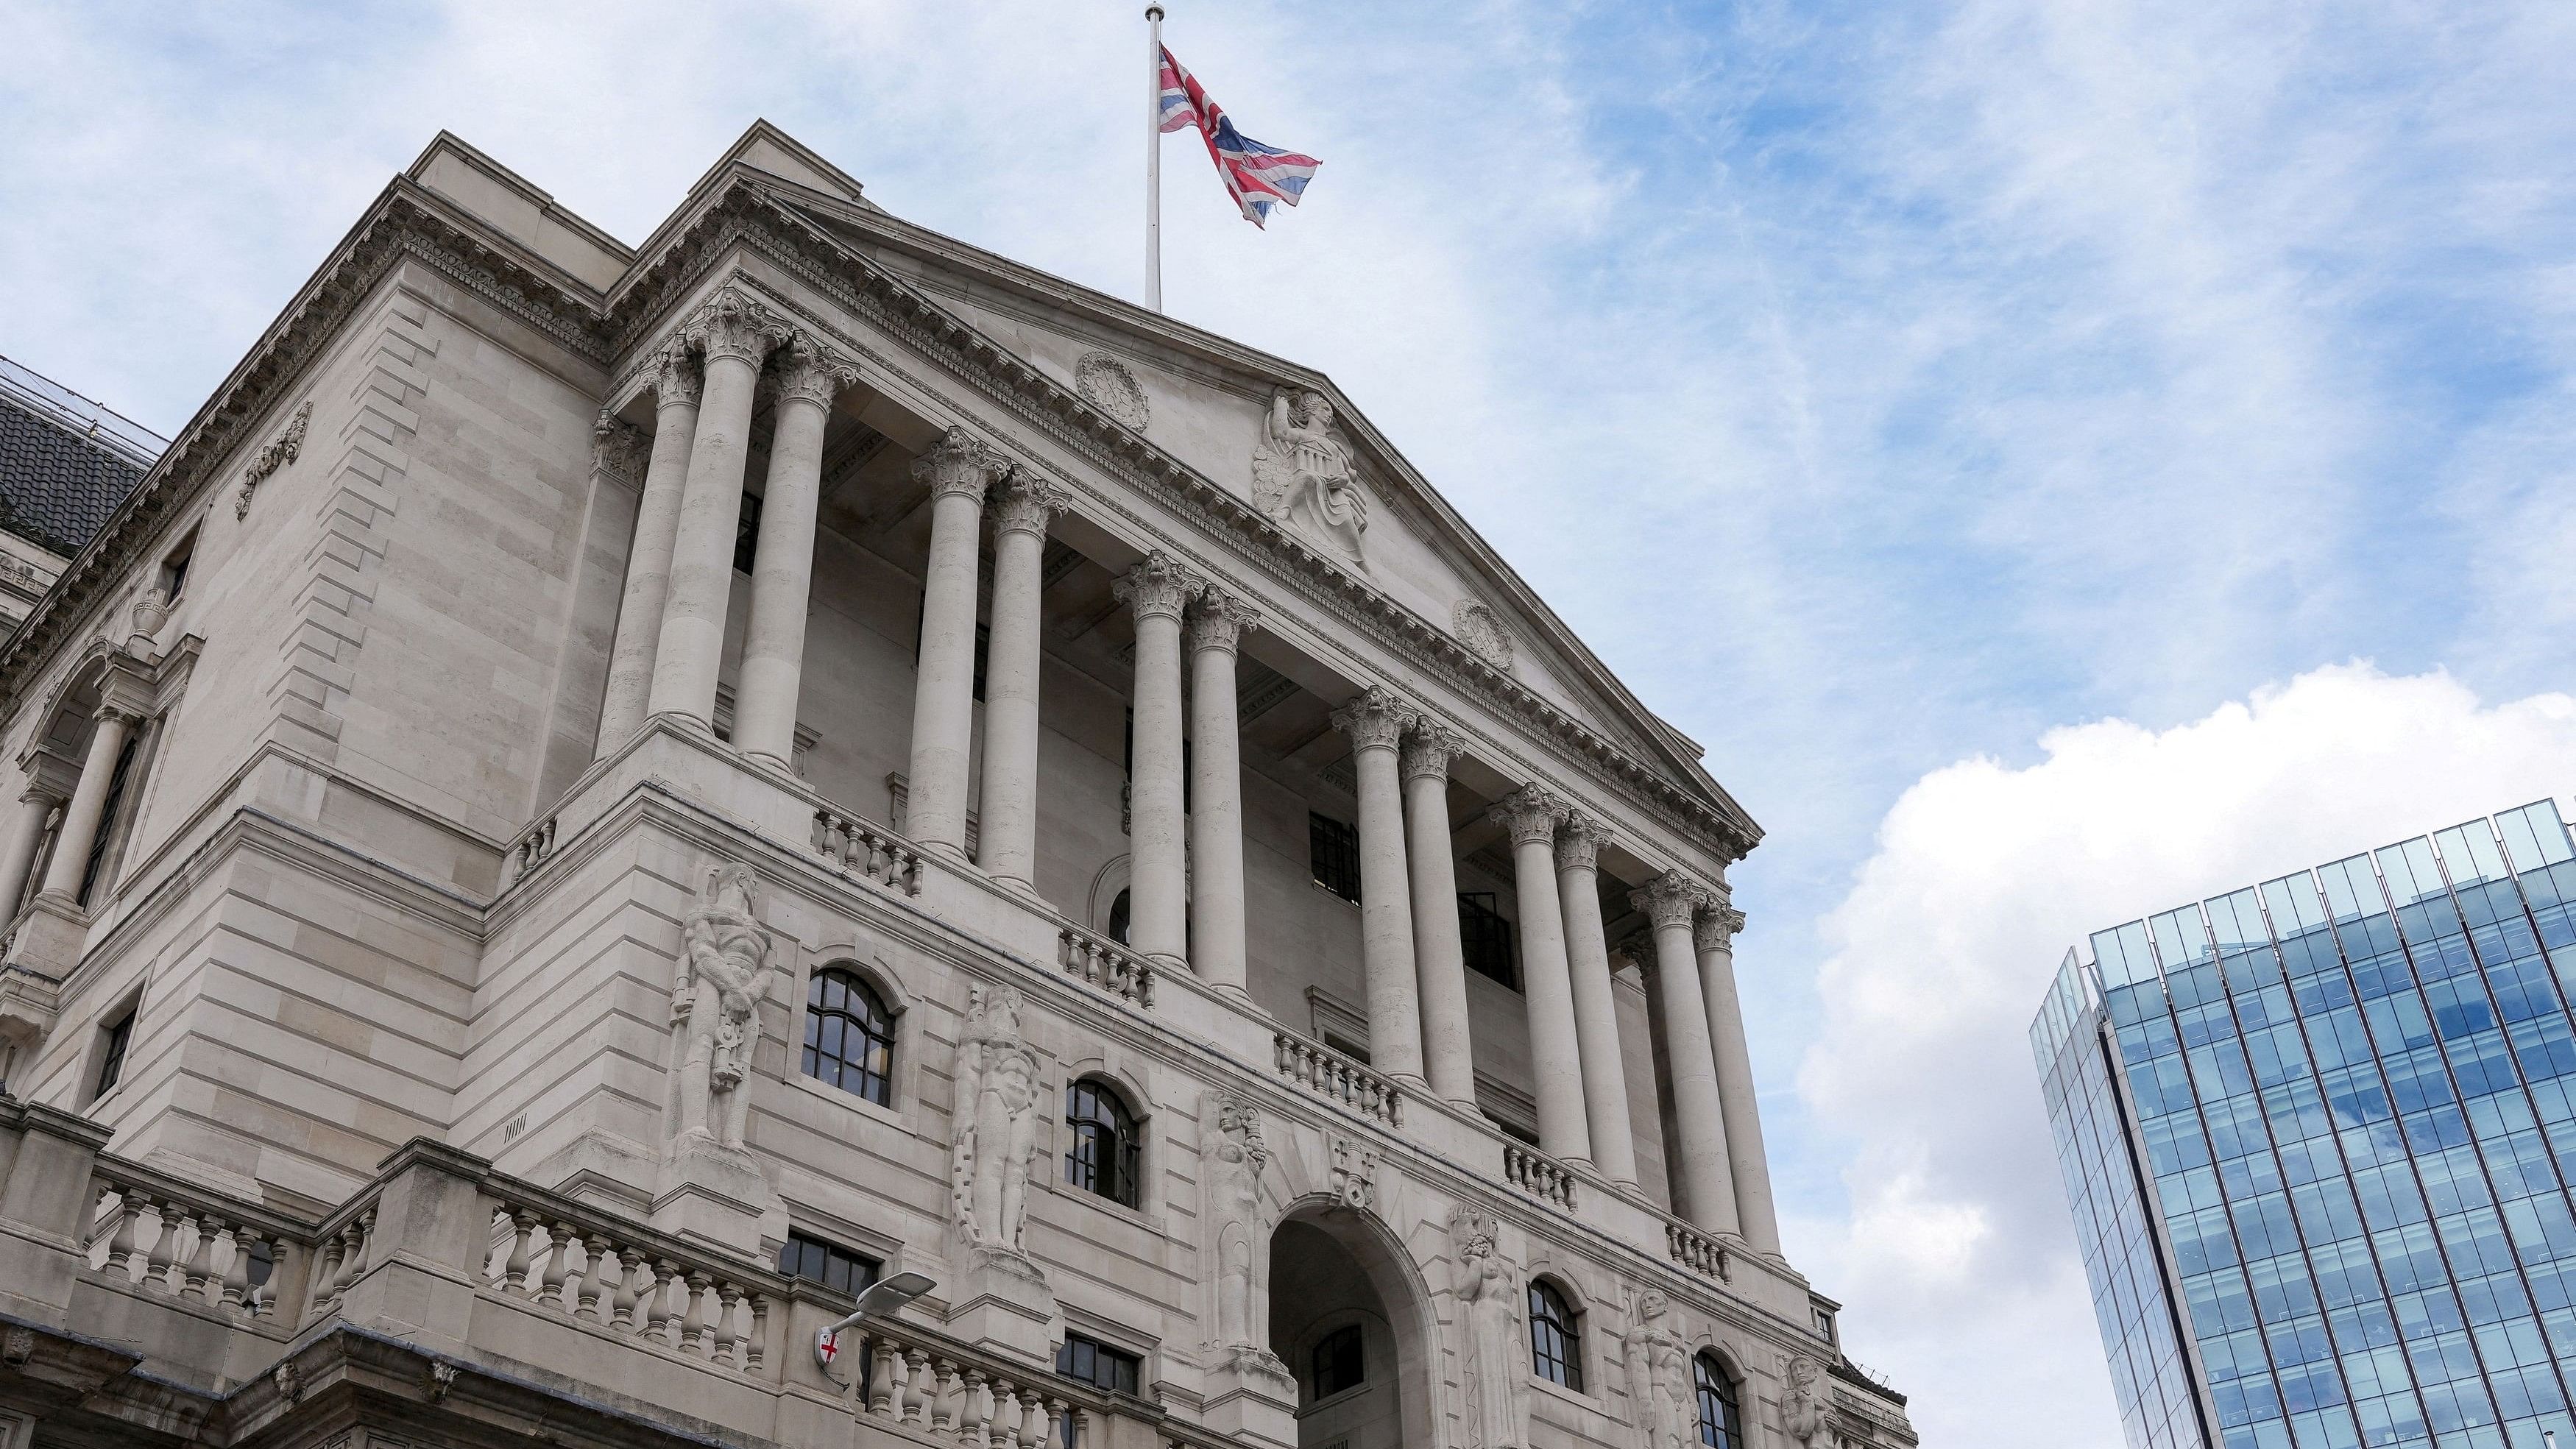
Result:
[598, 346, 702, 755]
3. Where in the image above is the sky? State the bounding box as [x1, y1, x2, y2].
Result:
[5, 2, 2575, 1443]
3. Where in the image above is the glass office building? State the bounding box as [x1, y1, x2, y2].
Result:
[2033, 800, 2576, 1449]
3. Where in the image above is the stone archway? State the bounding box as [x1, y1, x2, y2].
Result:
[1267, 1201, 1440, 1449]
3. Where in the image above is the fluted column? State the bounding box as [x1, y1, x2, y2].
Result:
[1186, 587, 1260, 996]
[648, 288, 789, 725]
[735, 337, 858, 767]
[1557, 810, 1638, 1186]
[904, 428, 1010, 860]
[1116, 552, 1200, 966]
[976, 468, 1070, 893]
[1401, 722, 1476, 1107]
[0, 777, 66, 919]
[1696, 900, 1779, 1255]
[1332, 688, 1426, 1087]
[595, 347, 701, 755]
[1634, 874, 1738, 1236]
[1497, 786, 1589, 1163]
[39, 707, 138, 904]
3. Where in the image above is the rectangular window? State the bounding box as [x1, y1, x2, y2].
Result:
[1310, 812, 1360, 903]
[733, 491, 763, 575]
[1057, 1331, 1142, 1396]
[779, 1230, 882, 1297]
[159, 528, 197, 602]
[77, 731, 141, 906]
[93, 1005, 135, 1099]
[1459, 893, 1517, 989]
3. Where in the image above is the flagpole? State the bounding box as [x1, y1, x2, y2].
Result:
[1145, 4, 1164, 313]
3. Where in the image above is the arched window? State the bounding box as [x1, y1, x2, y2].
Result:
[1528, 1280, 1583, 1392]
[1064, 1076, 1142, 1208]
[801, 968, 895, 1106]
[1694, 1351, 1743, 1448]
[1108, 888, 1131, 946]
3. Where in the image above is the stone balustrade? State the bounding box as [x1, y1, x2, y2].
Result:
[813, 807, 923, 896]
[1502, 1141, 1579, 1211]
[86, 1158, 305, 1319]
[1272, 1030, 1403, 1129]
[508, 814, 559, 882]
[1056, 923, 1156, 1007]
[1665, 1216, 1733, 1282]
[844, 1311, 1072, 1446]
[483, 1186, 782, 1376]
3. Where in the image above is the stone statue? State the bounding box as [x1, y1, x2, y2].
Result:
[1622, 1290, 1695, 1449]
[1452, 1208, 1529, 1449]
[1783, 1353, 1830, 1445]
[668, 862, 778, 1150]
[1205, 1091, 1292, 1384]
[1252, 388, 1367, 567]
[949, 985, 1044, 1258]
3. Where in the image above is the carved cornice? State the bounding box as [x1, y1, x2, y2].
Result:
[773, 333, 861, 411]
[1630, 873, 1709, 931]
[989, 466, 1072, 540]
[1694, 905, 1747, 954]
[1494, 784, 1566, 849]
[1554, 808, 1611, 873]
[1328, 686, 1414, 753]
[908, 425, 1010, 504]
[1184, 586, 1262, 656]
[1399, 719, 1465, 784]
[1113, 549, 1201, 623]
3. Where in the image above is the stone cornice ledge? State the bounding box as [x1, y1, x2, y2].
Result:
[617, 178, 1759, 862]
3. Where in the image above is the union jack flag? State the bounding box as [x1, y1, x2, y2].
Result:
[1157, 46, 1320, 227]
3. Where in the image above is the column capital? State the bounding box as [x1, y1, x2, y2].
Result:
[1493, 784, 1566, 847]
[651, 343, 703, 409]
[1553, 809, 1612, 872]
[991, 466, 1074, 539]
[1398, 719, 1465, 784]
[1630, 871, 1710, 929]
[772, 334, 860, 411]
[1185, 587, 1262, 654]
[591, 412, 650, 483]
[18, 747, 79, 806]
[1616, 929, 1660, 975]
[910, 427, 1011, 503]
[1694, 904, 1747, 953]
[1329, 687, 1415, 752]
[682, 285, 793, 369]
[1114, 550, 1203, 623]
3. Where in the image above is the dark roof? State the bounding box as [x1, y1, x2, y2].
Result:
[0, 390, 150, 557]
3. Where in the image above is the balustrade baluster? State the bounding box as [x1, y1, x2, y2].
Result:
[611, 1247, 642, 1329]
[102, 1189, 143, 1278]
[903, 1347, 933, 1422]
[647, 1258, 679, 1342]
[219, 1225, 254, 1310]
[181, 1211, 221, 1300]
[713, 1282, 743, 1367]
[682, 1270, 715, 1356]
[745, 1292, 769, 1370]
[573, 1233, 609, 1320]
[140, 1200, 177, 1292]
[931, 1358, 961, 1432]
[539, 1221, 574, 1306]
[502, 1210, 538, 1296]
[1044, 1397, 1070, 1449]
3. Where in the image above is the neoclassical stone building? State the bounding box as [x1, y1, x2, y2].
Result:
[0, 124, 1914, 1449]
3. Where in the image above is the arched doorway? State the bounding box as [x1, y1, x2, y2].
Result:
[1267, 1204, 1435, 1449]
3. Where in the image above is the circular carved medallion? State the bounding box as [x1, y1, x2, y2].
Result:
[1075, 351, 1149, 431]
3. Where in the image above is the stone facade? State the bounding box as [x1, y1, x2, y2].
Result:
[0, 124, 1914, 1449]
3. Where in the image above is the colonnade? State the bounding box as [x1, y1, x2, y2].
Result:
[581, 286, 1780, 1252]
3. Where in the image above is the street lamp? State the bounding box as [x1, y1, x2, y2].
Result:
[814, 1270, 937, 1378]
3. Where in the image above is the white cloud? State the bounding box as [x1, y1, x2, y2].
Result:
[1794, 664, 2576, 1448]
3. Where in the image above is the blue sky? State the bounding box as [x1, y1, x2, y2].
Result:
[6, 2, 2575, 1442]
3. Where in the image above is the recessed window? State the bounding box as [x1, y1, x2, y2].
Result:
[1108, 888, 1131, 946]
[1529, 1279, 1583, 1392]
[1811, 1303, 1838, 1343]
[1056, 1332, 1141, 1396]
[802, 968, 896, 1106]
[779, 1230, 882, 1297]
[1459, 892, 1518, 989]
[93, 1005, 136, 1100]
[734, 490, 763, 575]
[77, 731, 142, 906]
[1322, 1032, 1371, 1066]
[1312, 1323, 1365, 1400]
[1064, 1077, 1142, 1210]
[158, 529, 197, 602]
[1310, 812, 1361, 903]
[1694, 1351, 1743, 1448]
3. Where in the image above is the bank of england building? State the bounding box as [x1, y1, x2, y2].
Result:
[0, 124, 1914, 1449]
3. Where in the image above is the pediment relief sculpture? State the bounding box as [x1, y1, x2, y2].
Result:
[1451, 599, 1515, 671]
[1253, 388, 1367, 569]
[1075, 350, 1149, 431]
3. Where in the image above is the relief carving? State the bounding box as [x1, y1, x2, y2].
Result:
[1451, 599, 1515, 670]
[1783, 1353, 1831, 1445]
[949, 985, 1046, 1267]
[1622, 1289, 1696, 1449]
[234, 400, 312, 520]
[1451, 1207, 1530, 1449]
[1253, 388, 1366, 568]
[1206, 1091, 1293, 1384]
[1328, 1133, 1377, 1211]
[1075, 350, 1149, 431]
[668, 862, 781, 1151]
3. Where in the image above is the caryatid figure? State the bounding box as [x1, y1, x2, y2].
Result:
[669, 862, 779, 1150]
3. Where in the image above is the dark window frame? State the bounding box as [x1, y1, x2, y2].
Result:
[159, 528, 197, 603]
[733, 490, 763, 575]
[1528, 1278, 1584, 1392]
[801, 967, 897, 1107]
[93, 1005, 136, 1100]
[1310, 811, 1362, 904]
[77, 729, 143, 906]
[1064, 1077, 1143, 1210]
[1056, 1331, 1142, 1396]
[1311, 1322, 1366, 1400]
[1459, 891, 1518, 989]
[1694, 1350, 1743, 1448]
[779, 1229, 882, 1298]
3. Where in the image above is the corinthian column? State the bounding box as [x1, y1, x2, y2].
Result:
[1633, 874, 1738, 1236]
[1186, 587, 1261, 996]
[597, 346, 701, 755]
[735, 336, 859, 768]
[904, 428, 1010, 860]
[975, 468, 1070, 893]
[1116, 552, 1201, 966]
[1331, 688, 1426, 1088]
[1557, 809, 1638, 1186]
[39, 705, 141, 904]
[1696, 899, 1780, 1255]
[1401, 722, 1476, 1107]
[1498, 786, 1590, 1165]
[0, 759, 71, 919]
[648, 287, 789, 725]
